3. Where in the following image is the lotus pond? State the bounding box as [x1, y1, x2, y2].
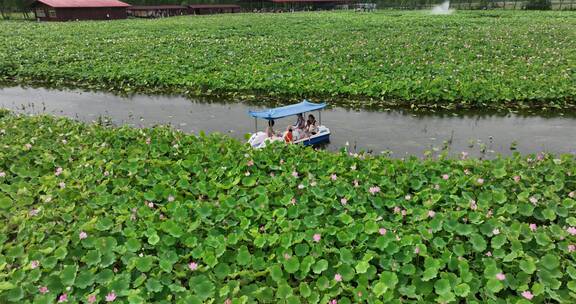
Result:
[1, 10, 575, 108]
[1, 110, 576, 303]
[1, 86, 575, 158]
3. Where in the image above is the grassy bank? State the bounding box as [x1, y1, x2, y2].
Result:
[0, 11, 575, 109]
[0, 111, 575, 303]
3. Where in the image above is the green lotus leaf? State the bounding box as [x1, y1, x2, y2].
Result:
[454, 283, 470, 297]
[60, 265, 78, 286]
[236, 246, 252, 266]
[145, 278, 163, 292]
[541, 254, 560, 270]
[75, 270, 95, 289]
[312, 259, 328, 274]
[434, 278, 451, 295]
[135, 256, 155, 273]
[284, 256, 300, 274]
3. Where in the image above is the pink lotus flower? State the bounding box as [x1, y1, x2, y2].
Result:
[270, 172, 275, 177]
[461, 152, 468, 159]
[464, 169, 471, 175]
[405, 194, 411, 200]
[496, 273, 506, 281]
[529, 196, 538, 204]
[353, 180, 359, 187]
[25, 143, 32, 150]
[401, 209, 407, 216]
[470, 200, 478, 210]
[537, 153, 544, 161]
[442, 174, 449, 180]
[188, 262, 198, 271]
[569, 244, 576, 253]
[284, 253, 291, 260]
[434, 184, 440, 190]
[59, 182, 66, 189]
[145, 138, 151, 145]
[569, 191, 575, 198]
[224, 299, 232, 304]
[105, 292, 116, 302]
[159, 214, 165, 220]
[280, 159, 284, 165]
[290, 198, 296, 205]
[311, 181, 317, 186]
[245, 171, 250, 176]
[513, 175, 521, 183]
[477, 178, 484, 185]
[529, 224, 537, 232]
[0, 171, 5, 177]
[340, 198, 347, 205]
[350, 165, 357, 170]
[414, 247, 420, 254]
[291, 171, 298, 178]
[330, 174, 337, 181]
[62, 139, 67, 144]
[30, 260, 40, 269]
[298, 184, 304, 189]
[168, 195, 175, 202]
[379, 228, 387, 235]
[55, 167, 63, 176]
[38, 286, 49, 294]
[428, 210, 436, 218]
[79, 231, 88, 239]
[329, 300, 337, 304]
[147, 202, 154, 208]
[487, 209, 493, 218]
[58, 293, 68, 303]
[87, 295, 97, 304]
[521, 291, 534, 300]
[369, 186, 380, 195]
[313, 233, 321, 242]
[29, 208, 39, 216]
[334, 273, 342, 282]
[393, 206, 401, 214]
[247, 160, 254, 166]
[104, 171, 109, 176]
[567, 227, 576, 235]
[492, 228, 500, 235]
[485, 251, 492, 257]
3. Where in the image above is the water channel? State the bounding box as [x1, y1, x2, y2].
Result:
[1, 86, 575, 158]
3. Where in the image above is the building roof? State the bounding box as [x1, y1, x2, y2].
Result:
[270, 0, 352, 2]
[31, 0, 130, 8]
[188, 4, 241, 8]
[128, 5, 187, 10]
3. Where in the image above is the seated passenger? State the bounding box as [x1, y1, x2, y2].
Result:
[294, 113, 306, 130]
[266, 120, 276, 138]
[306, 114, 318, 135]
[284, 126, 294, 143]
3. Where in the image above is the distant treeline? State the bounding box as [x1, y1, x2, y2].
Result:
[0, 0, 572, 18]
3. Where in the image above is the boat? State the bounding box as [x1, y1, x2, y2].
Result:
[247, 100, 331, 149]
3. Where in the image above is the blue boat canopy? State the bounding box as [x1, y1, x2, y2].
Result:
[249, 100, 326, 120]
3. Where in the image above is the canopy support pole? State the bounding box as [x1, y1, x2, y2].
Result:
[254, 118, 257, 133]
[319, 110, 322, 126]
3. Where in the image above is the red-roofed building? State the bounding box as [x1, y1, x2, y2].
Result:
[30, 0, 130, 21]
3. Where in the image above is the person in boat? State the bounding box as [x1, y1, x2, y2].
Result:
[294, 113, 306, 130]
[284, 126, 294, 143]
[306, 114, 318, 136]
[266, 120, 276, 138]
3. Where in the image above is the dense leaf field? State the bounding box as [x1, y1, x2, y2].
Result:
[0, 11, 575, 108]
[1, 110, 576, 303]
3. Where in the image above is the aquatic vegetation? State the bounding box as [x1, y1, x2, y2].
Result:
[1, 110, 576, 302]
[0, 11, 575, 108]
